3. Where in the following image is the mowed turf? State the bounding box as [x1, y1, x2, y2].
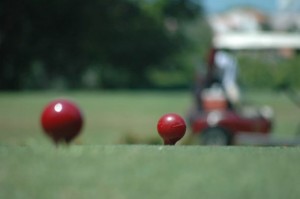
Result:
[0, 90, 299, 145]
[1, 145, 300, 199]
[0, 91, 191, 145]
[1, 91, 300, 198]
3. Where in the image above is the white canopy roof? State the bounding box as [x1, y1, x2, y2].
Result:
[213, 32, 300, 50]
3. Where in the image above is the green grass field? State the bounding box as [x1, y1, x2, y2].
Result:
[1, 91, 300, 198]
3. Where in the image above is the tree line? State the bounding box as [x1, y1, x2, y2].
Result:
[0, 0, 207, 90]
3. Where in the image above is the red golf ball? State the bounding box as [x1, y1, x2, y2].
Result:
[157, 113, 186, 145]
[41, 99, 83, 144]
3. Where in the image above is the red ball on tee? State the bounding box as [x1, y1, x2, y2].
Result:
[157, 113, 186, 145]
[41, 99, 83, 144]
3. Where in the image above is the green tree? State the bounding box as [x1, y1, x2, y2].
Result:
[0, 0, 204, 90]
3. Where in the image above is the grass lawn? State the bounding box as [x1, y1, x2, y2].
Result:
[1, 90, 300, 145]
[1, 145, 300, 199]
[0, 90, 300, 198]
[0, 91, 191, 145]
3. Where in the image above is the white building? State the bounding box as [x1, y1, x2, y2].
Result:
[207, 7, 268, 34]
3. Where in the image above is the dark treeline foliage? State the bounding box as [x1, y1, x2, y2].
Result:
[0, 0, 203, 90]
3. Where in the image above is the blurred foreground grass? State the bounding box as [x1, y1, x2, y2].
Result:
[1, 145, 300, 199]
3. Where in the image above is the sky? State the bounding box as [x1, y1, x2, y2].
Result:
[200, 0, 278, 14]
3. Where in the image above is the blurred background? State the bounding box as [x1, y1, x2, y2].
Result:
[1, 0, 300, 91]
[0, 0, 210, 90]
[1, 0, 300, 145]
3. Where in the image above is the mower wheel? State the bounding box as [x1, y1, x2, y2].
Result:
[201, 127, 233, 145]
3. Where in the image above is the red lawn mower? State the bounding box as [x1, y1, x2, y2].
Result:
[187, 33, 300, 145]
[187, 47, 273, 145]
[187, 84, 273, 145]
